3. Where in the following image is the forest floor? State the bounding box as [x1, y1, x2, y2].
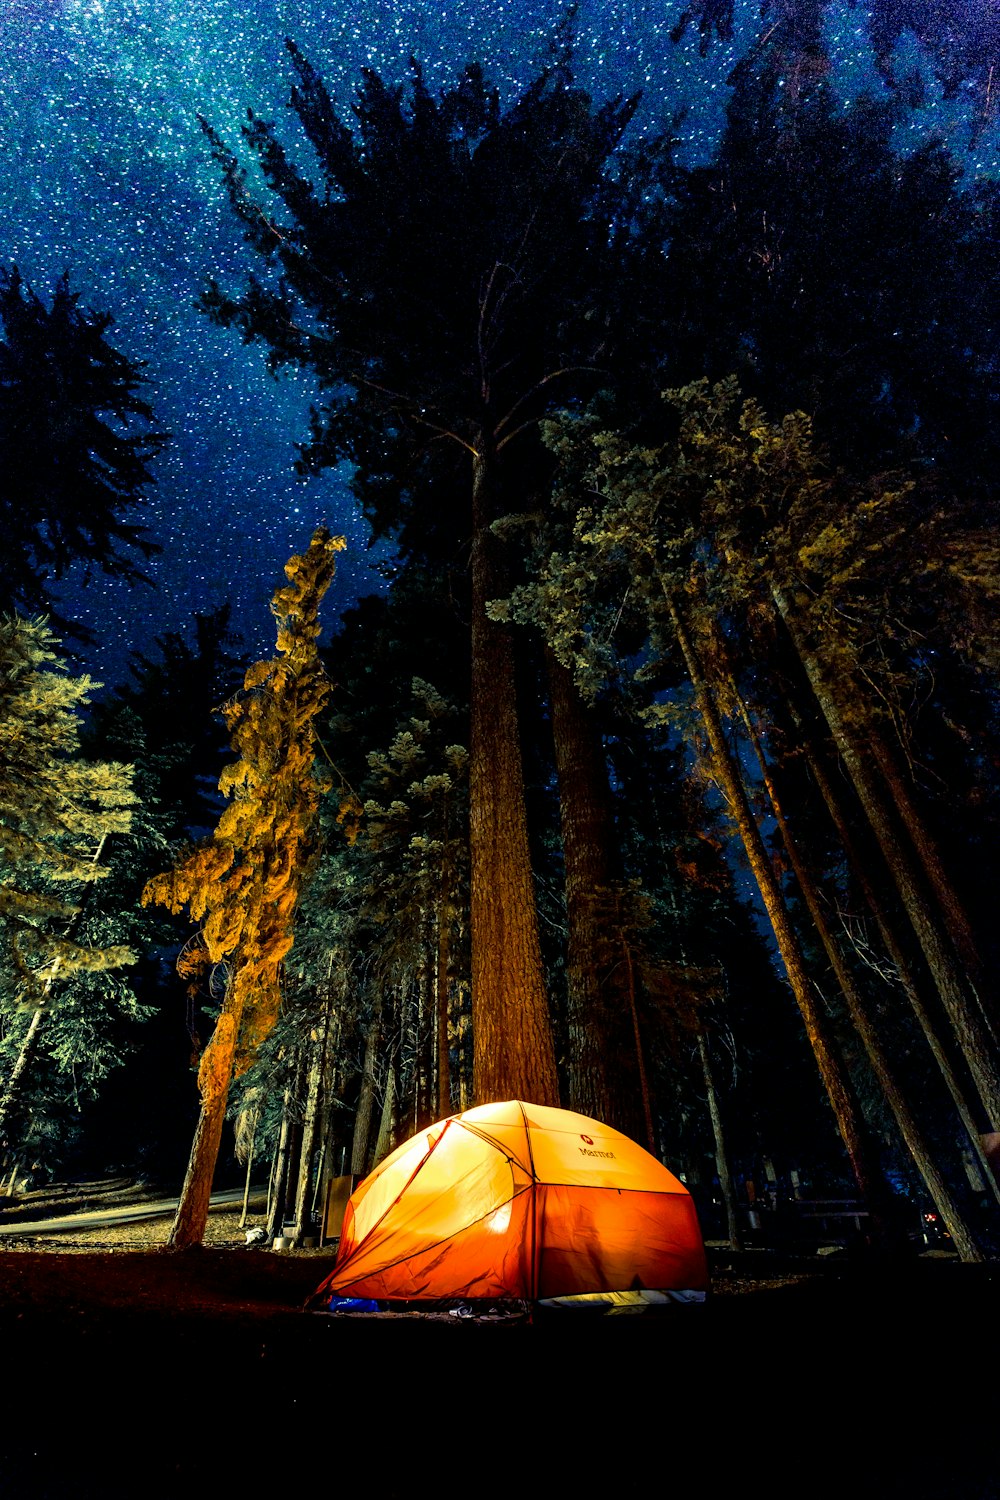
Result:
[0, 1180, 996, 1499]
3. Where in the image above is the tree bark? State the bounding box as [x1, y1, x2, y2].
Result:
[436, 898, 452, 1120]
[775, 584, 1000, 1129]
[351, 1012, 380, 1177]
[239, 1109, 257, 1228]
[668, 593, 891, 1233]
[292, 1032, 324, 1246]
[266, 1056, 302, 1243]
[373, 1062, 396, 1165]
[546, 647, 644, 1134]
[169, 989, 246, 1250]
[169, 1091, 229, 1250]
[698, 1032, 743, 1251]
[470, 448, 559, 1105]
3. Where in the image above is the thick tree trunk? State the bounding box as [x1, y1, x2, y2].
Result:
[169, 1092, 229, 1250]
[739, 688, 984, 1261]
[775, 585, 1000, 1129]
[470, 448, 559, 1105]
[668, 594, 891, 1234]
[169, 990, 246, 1249]
[697, 1032, 743, 1251]
[546, 647, 643, 1135]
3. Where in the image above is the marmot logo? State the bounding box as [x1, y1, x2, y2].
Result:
[580, 1134, 594, 1144]
[579, 1147, 615, 1159]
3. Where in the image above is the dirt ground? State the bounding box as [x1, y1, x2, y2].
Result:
[0, 1182, 996, 1500]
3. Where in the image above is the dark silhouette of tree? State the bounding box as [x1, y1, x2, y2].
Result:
[197, 45, 675, 1106]
[0, 268, 166, 624]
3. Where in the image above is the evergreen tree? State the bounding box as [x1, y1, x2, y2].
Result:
[0, 617, 137, 1154]
[0, 268, 166, 623]
[143, 529, 341, 1248]
[197, 45, 675, 1106]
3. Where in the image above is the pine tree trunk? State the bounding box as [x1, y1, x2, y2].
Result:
[470, 448, 559, 1106]
[351, 1013, 380, 1177]
[619, 939, 656, 1151]
[774, 584, 1000, 1129]
[697, 1032, 743, 1251]
[869, 725, 990, 1014]
[169, 1090, 230, 1250]
[796, 717, 1000, 1209]
[738, 686, 984, 1261]
[0, 1008, 45, 1142]
[668, 593, 892, 1235]
[373, 1063, 396, 1165]
[436, 898, 452, 1120]
[266, 1063, 300, 1243]
[547, 648, 643, 1134]
[169, 989, 247, 1249]
[239, 1112, 257, 1228]
[292, 1034, 324, 1246]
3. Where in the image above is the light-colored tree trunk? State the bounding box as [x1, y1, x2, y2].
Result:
[0, 1009, 45, 1143]
[266, 1062, 300, 1243]
[698, 1032, 743, 1251]
[292, 1033, 325, 1246]
[239, 1110, 258, 1229]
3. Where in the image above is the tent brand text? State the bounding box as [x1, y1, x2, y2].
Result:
[579, 1147, 616, 1159]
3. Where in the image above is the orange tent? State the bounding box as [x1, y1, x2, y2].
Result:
[313, 1100, 708, 1306]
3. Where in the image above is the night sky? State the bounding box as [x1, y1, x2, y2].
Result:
[2, 0, 995, 687]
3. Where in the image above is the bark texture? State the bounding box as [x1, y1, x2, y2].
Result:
[470, 450, 559, 1106]
[547, 648, 645, 1135]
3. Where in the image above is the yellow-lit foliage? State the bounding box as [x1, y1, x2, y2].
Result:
[143, 528, 343, 1104]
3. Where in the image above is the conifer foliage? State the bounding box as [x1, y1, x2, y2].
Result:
[0, 268, 165, 621]
[0, 617, 137, 1146]
[144, 528, 343, 1248]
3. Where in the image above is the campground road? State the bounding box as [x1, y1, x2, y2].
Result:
[0, 1186, 259, 1236]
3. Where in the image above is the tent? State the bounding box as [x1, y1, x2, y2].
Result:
[313, 1100, 708, 1307]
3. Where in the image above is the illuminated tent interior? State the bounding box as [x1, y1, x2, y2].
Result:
[313, 1100, 709, 1308]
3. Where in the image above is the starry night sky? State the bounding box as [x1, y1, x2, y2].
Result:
[1, 0, 995, 687]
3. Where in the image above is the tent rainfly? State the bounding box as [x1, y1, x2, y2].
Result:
[313, 1100, 709, 1307]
